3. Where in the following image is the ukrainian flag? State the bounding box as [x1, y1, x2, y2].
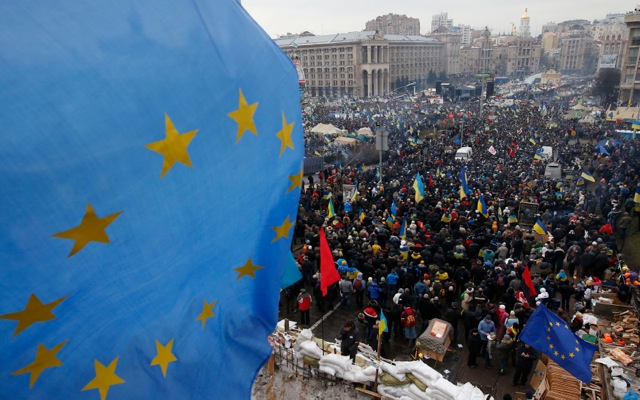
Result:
[581, 170, 595, 182]
[386, 215, 394, 229]
[441, 213, 452, 223]
[379, 310, 389, 336]
[359, 209, 366, 222]
[391, 201, 397, 217]
[508, 214, 518, 224]
[459, 166, 470, 198]
[399, 217, 407, 239]
[576, 177, 585, 186]
[498, 206, 503, 219]
[529, 137, 537, 145]
[533, 219, 549, 235]
[534, 149, 543, 161]
[328, 198, 335, 218]
[477, 195, 488, 218]
[323, 190, 333, 200]
[633, 120, 640, 130]
[413, 172, 425, 203]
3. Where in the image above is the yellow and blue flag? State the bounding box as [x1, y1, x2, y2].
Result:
[376, 167, 380, 179]
[633, 120, 640, 130]
[359, 209, 366, 222]
[533, 219, 549, 235]
[379, 310, 389, 336]
[581, 170, 595, 182]
[529, 137, 537, 145]
[459, 166, 470, 199]
[520, 306, 597, 383]
[413, 173, 425, 203]
[508, 214, 518, 224]
[399, 217, 407, 239]
[634, 186, 640, 212]
[391, 201, 397, 217]
[441, 213, 452, 223]
[477, 195, 488, 218]
[0, 2, 303, 399]
[328, 198, 336, 218]
[498, 206, 503, 219]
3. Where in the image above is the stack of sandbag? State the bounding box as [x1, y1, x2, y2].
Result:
[318, 353, 352, 377]
[423, 377, 461, 400]
[455, 382, 488, 400]
[377, 361, 442, 400]
[294, 329, 323, 367]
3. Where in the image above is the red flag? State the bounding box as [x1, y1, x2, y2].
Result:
[522, 265, 537, 296]
[508, 148, 515, 158]
[428, 173, 433, 188]
[319, 228, 340, 296]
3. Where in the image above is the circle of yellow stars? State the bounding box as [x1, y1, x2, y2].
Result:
[1, 87, 301, 398]
[546, 321, 578, 361]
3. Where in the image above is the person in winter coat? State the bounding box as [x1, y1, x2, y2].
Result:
[367, 278, 383, 302]
[467, 328, 483, 368]
[400, 306, 418, 346]
[512, 343, 538, 386]
[297, 288, 312, 327]
[353, 273, 366, 308]
[535, 287, 549, 307]
[445, 302, 461, 342]
[462, 287, 475, 311]
[495, 334, 514, 375]
[336, 320, 360, 363]
[478, 315, 496, 367]
[495, 304, 508, 339]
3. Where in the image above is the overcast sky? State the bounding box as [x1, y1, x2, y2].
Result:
[241, 0, 637, 38]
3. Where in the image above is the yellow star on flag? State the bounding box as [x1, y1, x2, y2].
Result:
[234, 258, 264, 280]
[554, 351, 558, 356]
[549, 344, 554, 349]
[561, 354, 566, 360]
[555, 322, 560, 326]
[0, 294, 67, 336]
[275, 112, 295, 156]
[150, 339, 177, 378]
[196, 299, 216, 329]
[12, 340, 67, 388]
[569, 352, 575, 358]
[52, 203, 122, 257]
[146, 114, 198, 177]
[82, 357, 125, 400]
[228, 89, 258, 142]
[272, 216, 294, 242]
[575, 347, 580, 352]
[287, 168, 304, 193]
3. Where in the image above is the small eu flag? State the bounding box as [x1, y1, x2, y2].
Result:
[520, 306, 597, 383]
[0, 1, 303, 399]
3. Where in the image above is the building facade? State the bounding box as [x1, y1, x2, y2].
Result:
[593, 18, 628, 71]
[431, 12, 453, 32]
[276, 31, 443, 98]
[365, 14, 420, 36]
[557, 26, 598, 75]
[619, 9, 640, 105]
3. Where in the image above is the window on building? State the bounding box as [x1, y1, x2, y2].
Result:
[628, 48, 639, 65]
[632, 29, 640, 46]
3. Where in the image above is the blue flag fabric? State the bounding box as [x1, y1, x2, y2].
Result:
[520, 306, 597, 383]
[0, 2, 303, 399]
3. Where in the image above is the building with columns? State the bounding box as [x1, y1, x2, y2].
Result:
[276, 31, 442, 98]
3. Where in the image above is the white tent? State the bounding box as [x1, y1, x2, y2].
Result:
[357, 127, 374, 137]
[334, 137, 357, 146]
[310, 123, 344, 135]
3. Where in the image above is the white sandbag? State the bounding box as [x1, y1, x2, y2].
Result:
[431, 377, 461, 397]
[350, 365, 377, 383]
[298, 329, 313, 342]
[407, 383, 429, 400]
[298, 340, 323, 359]
[455, 382, 475, 400]
[319, 365, 336, 376]
[411, 361, 443, 386]
[319, 353, 352, 373]
[342, 370, 356, 382]
[377, 384, 412, 400]
[423, 387, 452, 400]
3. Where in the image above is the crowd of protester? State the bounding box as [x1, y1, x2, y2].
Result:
[288, 89, 640, 386]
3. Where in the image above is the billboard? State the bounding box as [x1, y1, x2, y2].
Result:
[599, 54, 618, 69]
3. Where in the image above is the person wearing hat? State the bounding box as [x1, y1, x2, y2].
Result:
[495, 334, 514, 375]
[296, 288, 312, 327]
[336, 320, 360, 364]
[444, 302, 461, 342]
[512, 342, 538, 386]
[467, 328, 482, 368]
[462, 286, 474, 311]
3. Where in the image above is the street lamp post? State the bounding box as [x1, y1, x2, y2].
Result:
[375, 121, 389, 184]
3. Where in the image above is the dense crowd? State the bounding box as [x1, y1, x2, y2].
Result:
[289, 90, 640, 386]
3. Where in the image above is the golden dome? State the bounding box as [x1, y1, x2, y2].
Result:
[521, 8, 529, 20]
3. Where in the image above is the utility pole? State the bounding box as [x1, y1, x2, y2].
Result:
[375, 120, 389, 184]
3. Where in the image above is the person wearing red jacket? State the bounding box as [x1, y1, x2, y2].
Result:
[297, 288, 312, 327]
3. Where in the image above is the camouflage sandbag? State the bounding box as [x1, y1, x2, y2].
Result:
[406, 372, 428, 391]
[379, 372, 410, 386]
[303, 355, 320, 367]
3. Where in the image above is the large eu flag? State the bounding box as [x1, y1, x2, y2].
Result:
[0, 1, 303, 399]
[520, 306, 597, 383]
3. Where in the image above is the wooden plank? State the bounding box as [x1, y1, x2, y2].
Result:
[355, 386, 383, 398]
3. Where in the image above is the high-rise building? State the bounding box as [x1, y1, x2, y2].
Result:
[619, 8, 640, 104]
[428, 26, 461, 75]
[365, 14, 421, 36]
[558, 24, 598, 75]
[431, 12, 453, 32]
[593, 18, 628, 71]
